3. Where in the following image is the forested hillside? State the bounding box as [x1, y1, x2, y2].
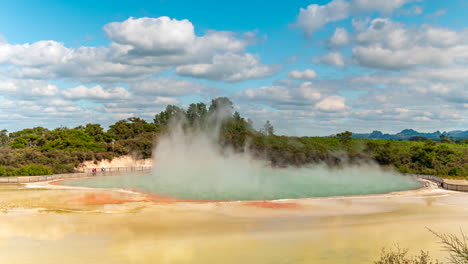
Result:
[1, 98, 467, 177]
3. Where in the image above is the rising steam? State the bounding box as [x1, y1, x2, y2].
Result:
[146, 111, 420, 200]
[67, 109, 420, 200]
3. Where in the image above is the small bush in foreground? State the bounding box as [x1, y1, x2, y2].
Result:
[375, 230, 468, 264]
[374, 246, 439, 264]
[430, 229, 468, 264]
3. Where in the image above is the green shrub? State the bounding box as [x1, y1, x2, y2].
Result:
[0, 166, 18, 176]
[0, 164, 52, 176]
[16, 165, 52, 176]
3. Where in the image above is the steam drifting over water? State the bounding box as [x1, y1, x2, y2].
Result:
[66, 115, 420, 200]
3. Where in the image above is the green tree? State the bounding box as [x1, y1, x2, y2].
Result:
[0, 129, 8, 145]
[186, 103, 208, 125]
[409, 136, 428, 142]
[336, 131, 352, 145]
[84, 124, 106, 142]
[108, 117, 156, 140]
[262, 120, 274, 136]
[208, 97, 233, 116]
[411, 140, 437, 168]
[153, 105, 186, 129]
[7, 127, 49, 149]
[41, 127, 106, 152]
[440, 134, 452, 143]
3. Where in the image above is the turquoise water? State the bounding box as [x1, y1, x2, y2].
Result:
[63, 166, 420, 200]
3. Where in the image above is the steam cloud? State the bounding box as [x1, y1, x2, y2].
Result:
[147, 113, 419, 200]
[67, 109, 420, 200]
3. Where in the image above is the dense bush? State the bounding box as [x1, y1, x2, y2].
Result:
[0, 164, 52, 177]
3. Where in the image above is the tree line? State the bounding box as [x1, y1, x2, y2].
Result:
[0, 98, 275, 176]
[0, 98, 466, 177]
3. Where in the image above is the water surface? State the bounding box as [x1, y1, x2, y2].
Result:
[64, 166, 420, 200]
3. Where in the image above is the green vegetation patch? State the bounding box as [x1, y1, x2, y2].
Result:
[0, 98, 466, 177]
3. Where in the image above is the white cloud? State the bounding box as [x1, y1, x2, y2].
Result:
[0, 16, 273, 83]
[175, 53, 280, 82]
[296, 0, 350, 36]
[0, 40, 70, 66]
[350, 67, 468, 116]
[352, 18, 468, 70]
[351, 17, 371, 31]
[321, 52, 345, 66]
[236, 81, 326, 110]
[30, 83, 59, 96]
[351, 0, 414, 15]
[1, 42, 162, 83]
[296, 0, 416, 36]
[131, 77, 217, 97]
[287, 69, 317, 80]
[104, 16, 196, 55]
[315, 96, 348, 112]
[105, 17, 247, 57]
[62, 85, 131, 100]
[153, 96, 180, 105]
[409, 67, 468, 82]
[329, 27, 350, 47]
[0, 78, 59, 97]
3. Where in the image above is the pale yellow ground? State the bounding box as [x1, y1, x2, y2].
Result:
[0, 182, 467, 264]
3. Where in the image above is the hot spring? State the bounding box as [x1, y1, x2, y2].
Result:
[65, 166, 419, 200]
[64, 120, 420, 201]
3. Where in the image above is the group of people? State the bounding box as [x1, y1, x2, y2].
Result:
[91, 167, 106, 175]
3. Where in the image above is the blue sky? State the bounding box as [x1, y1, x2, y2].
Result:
[0, 0, 467, 135]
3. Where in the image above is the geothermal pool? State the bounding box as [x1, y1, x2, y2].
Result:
[1, 183, 467, 264]
[63, 166, 420, 200]
[64, 122, 419, 200]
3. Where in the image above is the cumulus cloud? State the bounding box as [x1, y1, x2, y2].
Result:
[131, 77, 217, 97]
[296, 0, 350, 36]
[0, 96, 100, 130]
[0, 40, 70, 66]
[352, 18, 468, 70]
[0, 16, 274, 83]
[329, 27, 350, 47]
[175, 53, 280, 82]
[104, 16, 197, 55]
[352, 0, 414, 14]
[1, 11, 466, 135]
[236, 81, 329, 110]
[315, 96, 348, 112]
[321, 52, 345, 66]
[0, 78, 59, 97]
[105, 17, 247, 62]
[296, 0, 416, 36]
[287, 69, 317, 80]
[0, 41, 163, 83]
[153, 96, 180, 105]
[62, 85, 131, 100]
[357, 67, 468, 104]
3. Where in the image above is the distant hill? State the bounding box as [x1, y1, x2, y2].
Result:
[352, 129, 468, 141]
